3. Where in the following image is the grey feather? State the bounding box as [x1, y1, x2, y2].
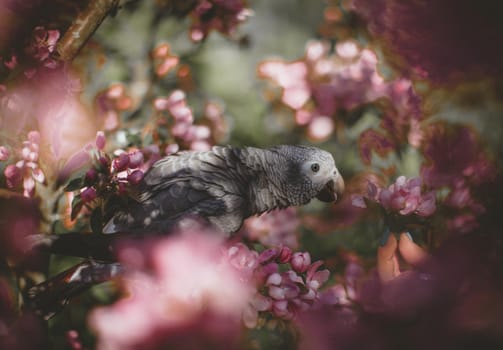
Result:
[104, 145, 344, 235]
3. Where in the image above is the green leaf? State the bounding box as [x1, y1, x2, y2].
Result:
[90, 207, 103, 234]
[64, 177, 84, 192]
[71, 194, 84, 221]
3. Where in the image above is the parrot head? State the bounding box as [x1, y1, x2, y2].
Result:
[272, 145, 345, 206]
[301, 149, 344, 203]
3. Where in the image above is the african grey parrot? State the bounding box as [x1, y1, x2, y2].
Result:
[104, 144, 345, 235]
[26, 144, 344, 318]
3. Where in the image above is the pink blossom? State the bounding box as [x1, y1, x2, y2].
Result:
[24, 26, 60, 70]
[80, 187, 97, 203]
[269, 281, 300, 300]
[259, 248, 280, 263]
[95, 131, 106, 150]
[291, 252, 311, 273]
[84, 168, 98, 184]
[355, 176, 437, 217]
[112, 153, 130, 172]
[226, 242, 330, 327]
[128, 151, 144, 168]
[380, 176, 436, 216]
[277, 246, 292, 263]
[306, 261, 330, 291]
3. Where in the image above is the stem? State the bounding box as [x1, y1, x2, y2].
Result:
[56, 0, 120, 62]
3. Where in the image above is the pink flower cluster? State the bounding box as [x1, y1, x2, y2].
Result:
[25, 26, 60, 69]
[258, 40, 421, 142]
[226, 244, 330, 328]
[154, 90, 227, 151]
[189, 0, 252, 41]
[2, 131, 46, 197]
[1, 26, 60, 79]
[90, 232, 252, 350]
[75, 131, 148, 206]
[242, 208, 300, 248]
[352, 176, 436, 217]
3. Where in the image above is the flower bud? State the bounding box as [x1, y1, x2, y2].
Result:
[278, 246, 292, 263]
[95, 131, 106, 150]
[291, 252, 311, 273]
[259, 248, 278, 263]
[98, 156, 110, 169]
[81, 187, 97, 203]
[113, 153, 129, 172]
[85, 168, 98, 184]
[128, 151, 144, 168]
[127, 170, 144, 185]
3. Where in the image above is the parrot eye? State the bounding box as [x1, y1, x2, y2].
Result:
[311, 163, 320, 172]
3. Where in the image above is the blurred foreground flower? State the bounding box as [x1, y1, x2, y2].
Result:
[0, 278, 47, 349]
[0, 194, 41, 261]
[421, 123, 496, 233]
[90, 231, 253, 350]
[298, 231, 503, 349]
[1, 67, 95, 178]
[352, 0, 503, 82]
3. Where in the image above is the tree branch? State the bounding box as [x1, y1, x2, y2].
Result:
[56, 0, 120, 62]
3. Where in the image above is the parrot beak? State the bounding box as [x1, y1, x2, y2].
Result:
[316, 175, 345, 203]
